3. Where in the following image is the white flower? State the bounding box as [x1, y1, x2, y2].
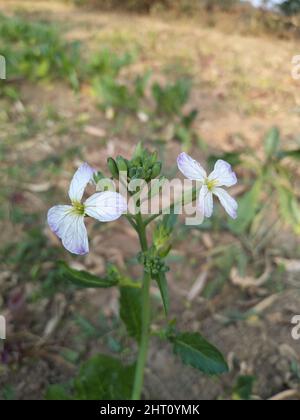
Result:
[177, 152, 238, 219]
[47, 163, 127, 255]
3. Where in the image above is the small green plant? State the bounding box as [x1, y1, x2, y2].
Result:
[211, 127, 300, 239]
[0, 13, 81, 95]
[46, 144, 239, 400]
[152, 78, 199, 149]
[152, 78, 192, 117]
[89, 49, 150, 113]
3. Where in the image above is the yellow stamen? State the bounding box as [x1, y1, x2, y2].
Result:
[71, 201, 85, 216]
[205, 178, 218, 191]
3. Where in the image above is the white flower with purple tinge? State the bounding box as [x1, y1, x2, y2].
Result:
[177, 152, 238, 219]
[47, 163, 127, 255]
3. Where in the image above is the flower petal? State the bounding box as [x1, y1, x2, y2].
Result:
[177, 152, 207, 181]
[214, 187, 238, 219]
[198, 185, 213, 218]
[84, 191, 127, 222]
[47, 205, 89, 255]
[47, 205, 73, 239]
[68, 163, 96, 202]
[209, 159, 237, 187]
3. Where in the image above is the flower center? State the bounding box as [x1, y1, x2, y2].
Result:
[205, 178, 218, 192]
[72, 201, 85, 216]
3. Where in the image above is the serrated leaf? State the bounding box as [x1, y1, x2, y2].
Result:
[119, 287, 142, 342]
[264, 127, 280, 158]
[171, 332, 228, 375]
[156, 272, 169, 316]
[228, 180, 262, 235]
[58, 261, 118, 289]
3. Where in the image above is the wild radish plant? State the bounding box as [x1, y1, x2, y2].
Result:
[47, 144, 238, 400]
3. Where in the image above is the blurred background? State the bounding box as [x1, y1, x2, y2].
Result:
[1, 0, 300, 400]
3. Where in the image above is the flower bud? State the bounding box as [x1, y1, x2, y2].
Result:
[151, 162, 162, 179]
[107, 157, 119, 178]
[116, 156, 128, 173]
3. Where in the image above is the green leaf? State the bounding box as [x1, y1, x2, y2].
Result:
[156, 272, 169, 316]
[119, 286, 142, 342]
[277, 149, 300, 160]
[170, 332, 228, 375]
[277, 186, 300, 233]
[74, 355, 135, 400]
[232, 375, 256, 400]
[208, 152, 242, 170]
[58, 261, 118, 289]
[228, 180, 262, 235]
[264, 127, 280, 158]
[45, 385, 71, 400]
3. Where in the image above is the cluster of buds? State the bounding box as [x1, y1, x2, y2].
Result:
[107, 143, 162, 183]
[138, 248, 169, 278]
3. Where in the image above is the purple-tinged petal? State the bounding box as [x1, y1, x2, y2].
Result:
[47, 205, 73, 239]
[208, 159, 237, 187]
[68, 163, 96, 202]
[213, 187, 238, 219]
[61, 214, 89, 255]
[177, 152, 207, 181]
[84, 191, 127, 222]
[47, 205, 89, 255]
[198, 185, 213, 218]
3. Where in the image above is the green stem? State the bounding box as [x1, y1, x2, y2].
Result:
[131, 186, 199, 399]
[131, 213, 151, 400]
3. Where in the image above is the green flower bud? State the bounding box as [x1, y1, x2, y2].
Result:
[136, 167, 145, 179]
[151, 162, 162, 179]
[107, 157, 119, 178]
[133, 142, 143, 159]
[150, 151, 158, 165]
[93, 171, 105, 183]
[116, 156, 128, 173]
[129, 167, 137, 179]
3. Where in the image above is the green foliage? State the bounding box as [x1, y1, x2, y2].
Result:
[0, 13, 81, 92]
[156, 272, 169, 315]
[87, 48, 133, 79]
[223, 127, 300, 236]
[277, 186, 300, 234]
[120, 287, 142, 341]
[169, 331, 229, 375]
[89, 50, 150, 113]
[58, 261, 119, 288]
[152, 78, 192, 116]
[92, 75, 146, 112]
[280, 0, 300, 16]
[228, 180, 262, 235]
[208, 151, 242, 171]
[46, 355, 135, 400]
[264, 126, 280, 159]
[277, 149, 300, 160]
[232, 375, 256, 400]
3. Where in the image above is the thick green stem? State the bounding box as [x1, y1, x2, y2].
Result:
[131, 213, 151, 400]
